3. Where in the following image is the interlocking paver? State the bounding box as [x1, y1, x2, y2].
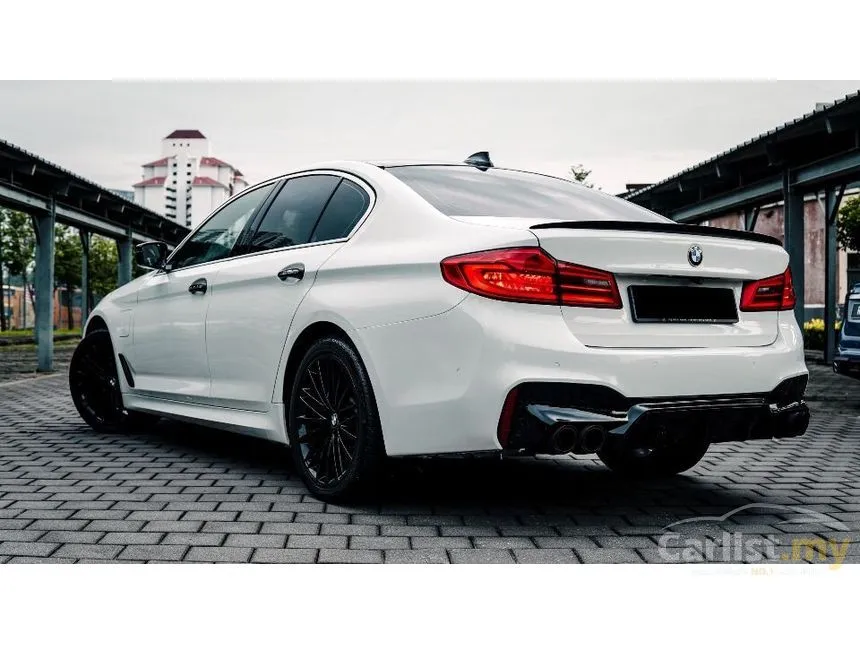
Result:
[224, 534, 287, 549]
[384, 549, 449, 564]
[185, 546, 252, 562]
[161, 533, 225, 546]
[449, 549, 515, 564]
[118, 545, 189, 561]
[251, 548, 317, 563]
[317, 548, 383, 564]
[0, 357, 858, 564]
[53, 544, 122, 560]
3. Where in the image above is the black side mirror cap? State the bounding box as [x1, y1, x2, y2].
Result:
[135, 241, 169, 271]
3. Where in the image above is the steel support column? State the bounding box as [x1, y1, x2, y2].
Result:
[33, 199, 56, 372]
[783, 172, 806, 325]
[116, 227, 133, 286]
[824, 185, 846, 363]
[79, 229, 90, 325]
[744, 206, 760, 232]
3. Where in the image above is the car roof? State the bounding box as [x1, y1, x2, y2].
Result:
[364, 160, 471, 169]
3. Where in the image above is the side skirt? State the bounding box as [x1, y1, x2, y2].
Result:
[123, 392, 289, 445]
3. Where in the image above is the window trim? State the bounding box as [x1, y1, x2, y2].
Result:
[162, 178, 281, 273]
[164, 170, 376, 273]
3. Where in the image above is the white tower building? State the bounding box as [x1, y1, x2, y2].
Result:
[133, 130, 248, 229]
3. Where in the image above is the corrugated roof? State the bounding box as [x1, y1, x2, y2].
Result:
[626, 89, 860, 200]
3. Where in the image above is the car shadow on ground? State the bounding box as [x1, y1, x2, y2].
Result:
[128, 417, 755, 524]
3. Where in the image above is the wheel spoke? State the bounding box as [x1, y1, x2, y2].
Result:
[309, 361, 331, 408]
[336, 433, 353, 461]
[293, 351, 365, 487]
[299, 390, 328, 419]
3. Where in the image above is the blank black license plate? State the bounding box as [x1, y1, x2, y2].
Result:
[628, 286, 738, 323]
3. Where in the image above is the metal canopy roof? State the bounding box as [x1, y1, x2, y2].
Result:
[0, 138, 189, 245]
[625, 90, 860, 222]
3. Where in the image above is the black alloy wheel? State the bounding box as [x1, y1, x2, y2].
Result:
[287, 336, 384, 499]
[69, 329, 148, 432]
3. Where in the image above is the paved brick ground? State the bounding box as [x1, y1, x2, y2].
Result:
[0, 356, 858, 564]
[0, 343, 76, 384]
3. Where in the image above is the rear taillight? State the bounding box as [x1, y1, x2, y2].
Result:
[739, 267, 796, 312]
[440, 247, 621, 308]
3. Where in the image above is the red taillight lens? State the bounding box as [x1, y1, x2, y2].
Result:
[557, 262, 623, 308]
[440, 247, 621, 308]
[740, 267, 796, 312]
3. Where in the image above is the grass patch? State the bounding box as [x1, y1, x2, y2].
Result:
[0, 328, 81, 339]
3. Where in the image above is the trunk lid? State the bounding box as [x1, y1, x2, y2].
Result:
[530, 222, 788, 349]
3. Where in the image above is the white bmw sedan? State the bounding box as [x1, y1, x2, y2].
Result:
[70, 155, 810, 499]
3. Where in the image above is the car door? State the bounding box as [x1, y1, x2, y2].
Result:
[205, 172, 374, 410]
[129, 182, 275, 401]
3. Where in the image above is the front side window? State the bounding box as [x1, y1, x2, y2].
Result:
[387, 165, 671, 223]
[243, 175, 340, 253]
[168, 183, 273, 270]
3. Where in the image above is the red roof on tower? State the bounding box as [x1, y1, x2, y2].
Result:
[165, 129, 206, 139]
[200, 156, 233, 168]
[192, 176, 227, 188]
[132, 176, 167, 187]
[142, 157, 170, 167]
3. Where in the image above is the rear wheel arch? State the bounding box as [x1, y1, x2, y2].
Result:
[282, 321, 357, 403]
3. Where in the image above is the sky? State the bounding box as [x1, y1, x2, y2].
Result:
[1, 80, 858, 196]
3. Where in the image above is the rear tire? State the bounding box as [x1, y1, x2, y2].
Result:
[597, 433, 709, 478]
[69, 330, 154, 433]
[286, 336, 385, 500]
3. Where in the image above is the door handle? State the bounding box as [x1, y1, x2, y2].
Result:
[277, 263, 305, 282]
[188, 278, 208, 295]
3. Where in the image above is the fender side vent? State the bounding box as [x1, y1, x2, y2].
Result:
[117, 353, 135, 388]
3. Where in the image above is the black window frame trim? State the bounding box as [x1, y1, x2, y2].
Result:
[161, 170, 376, 273]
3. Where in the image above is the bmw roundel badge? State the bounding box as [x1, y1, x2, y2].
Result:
[688, 244, 703, 267]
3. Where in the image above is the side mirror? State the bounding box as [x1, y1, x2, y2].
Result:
[135, 241, 169, 271]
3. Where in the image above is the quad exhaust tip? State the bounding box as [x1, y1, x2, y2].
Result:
[579, 424, 607, 453]
[549, 424, 578, 453]
[548, 423, 608, 455]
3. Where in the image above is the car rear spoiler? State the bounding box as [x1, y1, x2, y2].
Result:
[529, 221, 782, 246]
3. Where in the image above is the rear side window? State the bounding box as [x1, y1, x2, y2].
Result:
[243, 175, 340, 253]
[310, 179, 370, 242]
[388, 165, 670, 223]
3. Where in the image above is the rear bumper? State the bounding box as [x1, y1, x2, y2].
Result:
[834, 350, 860, 367]
[358, 295, 808, 457]
[510, 376, 809, 455]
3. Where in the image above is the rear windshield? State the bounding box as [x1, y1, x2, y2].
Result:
[387, 165, 670, 223]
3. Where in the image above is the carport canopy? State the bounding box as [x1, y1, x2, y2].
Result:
[0, 138, 189, 371]
[624, 90, 860, 363]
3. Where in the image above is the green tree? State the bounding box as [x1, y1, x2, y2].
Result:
[0, 209, 36, 330]
[569, 164, 599, 190]
[89, 234, 119, 302]
[837, 196, 860, 252]
[54, 224, 82, 330]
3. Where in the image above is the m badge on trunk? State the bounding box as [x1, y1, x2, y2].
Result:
[688, 245, 703, 267]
